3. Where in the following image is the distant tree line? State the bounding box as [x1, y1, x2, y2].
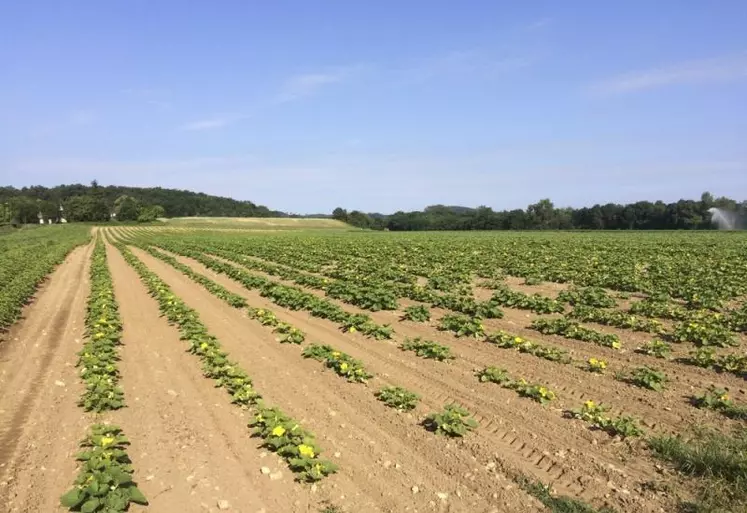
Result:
[332, 192, 747, 231]
[0, 182, 283, 224]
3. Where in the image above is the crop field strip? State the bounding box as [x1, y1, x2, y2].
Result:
[121, 232, 746, 433]
[0, 232, 93, 512]
[108, 229, 743, 512]
[2, 225, 746, 513]
[101, 229, 720, 512]
[115, 239, 542, 512]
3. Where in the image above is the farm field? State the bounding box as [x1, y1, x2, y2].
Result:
[1, 226, 746, 513]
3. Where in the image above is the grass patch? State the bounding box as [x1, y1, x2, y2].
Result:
[516, 475, 615, 513]
[648, 427, 747, 513]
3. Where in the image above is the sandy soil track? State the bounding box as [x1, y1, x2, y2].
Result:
[0, 243, 92, 513]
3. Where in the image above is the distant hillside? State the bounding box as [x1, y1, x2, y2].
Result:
[0, 183, 284, 219]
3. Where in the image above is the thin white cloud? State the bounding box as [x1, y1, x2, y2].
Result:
[592, 53, 747, 94]
[274, 65, 367, 104]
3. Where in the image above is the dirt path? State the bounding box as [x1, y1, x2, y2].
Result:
[104, 241, 317, 513]
[0, 243, 93, 513]
[128, 246, 539, 513]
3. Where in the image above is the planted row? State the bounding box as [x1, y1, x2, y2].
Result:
[530, 317, 621, 349]
[115, 243, 336, 481]
[60, 425, 148, 512]
[78, 240, 125, 412]
[477, 367, 558, 405]
[149, 243, 394, 339]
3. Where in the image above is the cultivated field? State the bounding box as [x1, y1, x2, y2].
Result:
[1, 227, 746, 513]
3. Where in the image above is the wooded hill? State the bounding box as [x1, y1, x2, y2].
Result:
[0, 182, 283, 223]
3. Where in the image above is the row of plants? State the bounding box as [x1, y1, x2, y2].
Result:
[138, 244, 248, 307]
[62, 236, 149, 512]
[60, 425, 148, 512]
[489, 285, 565, 314]
[302, 344, 373, 382]
[477, 366, 558, 405]
[115, 242, 336, 481]
[0, 225, 90, 330]
[557, 286, 617, 308]
[530, 317, 622, 349]
[568, 305, 665, 334]
[78, 240, 125, 412]
[148, 243, 395, 340]
[484, 331, 572, 364]
[400, 337, 454, 361]
[691, 385, 747, 420]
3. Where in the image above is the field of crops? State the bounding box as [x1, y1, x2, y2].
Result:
[1, 226, 746, 513]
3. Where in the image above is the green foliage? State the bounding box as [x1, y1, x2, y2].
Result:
[477, 367, 557, 405]
[302, 344, 372, 383]
[490, 285, 565, 314]
[621, 366, 668, 391]
[515, 474, 617, 513]
[530, 317, 622, 349]
[485, 331, 571, 364]
[692, 386, 747, 420]
[569, 305, 664, 334]
[400, 337, 453, 361]
[1, 183, 278, 218]
[438, 313, 485, 338]
[78, 240, 125, 412]
[649, 427, 747, 513]
[423, 404, 478, 437]
[375, 386, 420, 411]
[636, 339, 672, 358]
[670, 314, 737, 348]
[571, 401, 643, 438]
[250, 405, 338, 482]
[60, 424, 147, 512]
[400, 304, 431, 322]
[558, 286, 617, 308]
[0, 225, 90, 330]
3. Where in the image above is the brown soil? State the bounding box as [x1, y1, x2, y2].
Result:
[0, 243, 93, 513]
[142, 247, 688, 513]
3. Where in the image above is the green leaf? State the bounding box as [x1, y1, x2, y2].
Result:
[128, 486, 149, 505]
[60, 488, 84, 508]
[81, 498, 101, 513]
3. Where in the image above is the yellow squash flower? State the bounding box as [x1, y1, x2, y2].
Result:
[298, 444, 315, 458]
[271, 425, 286, 437]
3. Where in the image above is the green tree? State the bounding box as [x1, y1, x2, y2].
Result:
[114, 195, 141, 221]
[332, 207, 348, 222]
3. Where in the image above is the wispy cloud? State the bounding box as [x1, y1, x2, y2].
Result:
[274, 65, 367, 103]
[179, 114, 244, 131]
[592, 53, 747, 94]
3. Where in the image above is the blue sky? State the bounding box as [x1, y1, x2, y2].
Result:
[1, 1, 746, 214]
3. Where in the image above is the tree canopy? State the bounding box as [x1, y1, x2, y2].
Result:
[0, 183, 283, 224]
[334, 193, 747, 231]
